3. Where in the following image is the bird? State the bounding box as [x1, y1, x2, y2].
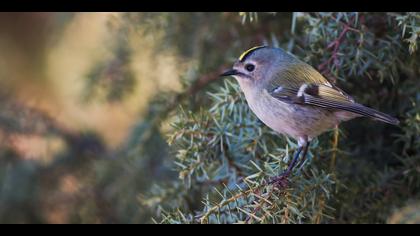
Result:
[220, 46, 399, 185]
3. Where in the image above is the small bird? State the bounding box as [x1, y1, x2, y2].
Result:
[221, 46, 399, 184]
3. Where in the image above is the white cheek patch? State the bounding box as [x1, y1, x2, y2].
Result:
[297, 84, 308, 97]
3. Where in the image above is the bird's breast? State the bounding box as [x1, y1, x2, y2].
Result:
[242, 88, 338, 140]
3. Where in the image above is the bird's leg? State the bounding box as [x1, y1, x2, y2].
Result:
[283, 146, 303, 176]
[269, 137, 309, 188]
[269, 146, 303, 187]
[297, 141, 310, 170]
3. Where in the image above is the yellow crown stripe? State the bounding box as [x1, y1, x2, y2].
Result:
[238, 46, 266, 61]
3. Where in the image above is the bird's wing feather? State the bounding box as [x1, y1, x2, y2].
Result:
[267, 63, 399, 125]
[267, 62, 354, 105]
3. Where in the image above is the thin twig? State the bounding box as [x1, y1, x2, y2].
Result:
[318, 14, 360, 83]
[330, 125, 339, 173]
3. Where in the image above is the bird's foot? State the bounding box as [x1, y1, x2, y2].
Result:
[268, 173, 290, 188]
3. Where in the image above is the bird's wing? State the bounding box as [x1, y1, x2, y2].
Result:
[267, 62, 354, 105]
[269, 82, 354, 107]
[267, 63, 399, 125]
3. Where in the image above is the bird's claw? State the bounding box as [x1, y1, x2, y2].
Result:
[268, 173, 290, 188]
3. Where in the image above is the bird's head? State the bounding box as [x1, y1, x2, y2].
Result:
[220, 46, 292, 88]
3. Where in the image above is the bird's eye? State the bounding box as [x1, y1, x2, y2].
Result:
[245, 64, 255, 72]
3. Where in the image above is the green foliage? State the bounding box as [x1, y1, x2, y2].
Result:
[146, 81, 336, 223]
[395, 12, 420, 54]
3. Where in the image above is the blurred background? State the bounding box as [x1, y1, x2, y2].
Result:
[0, 12, 418, 223]
[0, 12, 264, 223]
[0, 12, 186, 223]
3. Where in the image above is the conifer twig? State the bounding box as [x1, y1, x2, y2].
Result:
[318, 15, 360, 82]
[330, 125, 339, 172]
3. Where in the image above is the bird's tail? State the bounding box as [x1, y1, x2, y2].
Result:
[303, 94, 400, 125]
[342, 103, 400, 125]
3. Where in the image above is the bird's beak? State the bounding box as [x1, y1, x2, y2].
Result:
[220, 69, 238, 77]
